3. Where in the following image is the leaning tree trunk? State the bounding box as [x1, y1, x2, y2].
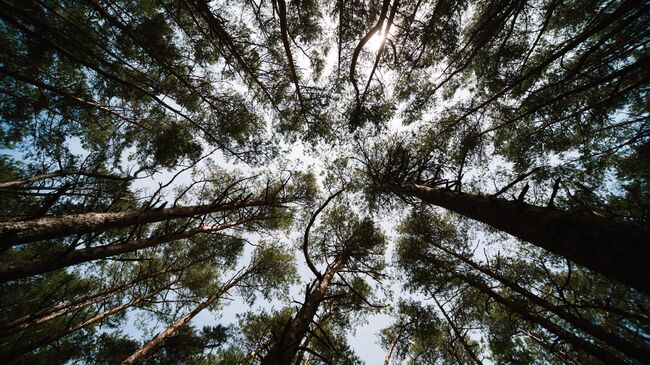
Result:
[0, 169, 131, 189]
[383, 324, 405, 365]
[1, 280, 174, 361]
[260, 257, 346, 365]
[382, 182, 650, 294]
[0, 221, 243, 282]
[426, 255, 625, 364]
[0, 263, 191, 336]
[0, 196, 276, 248]
[429, 240, 650, 363]
[432, 295, 483, 365]
[121, 267, 252, 365]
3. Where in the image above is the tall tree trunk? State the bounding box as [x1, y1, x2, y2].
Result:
[432, 295, 483, 365]
[0, 169, 131, 189]
[0, 197, 276, 247]
[382, 182, 650, 294]
[426, 255, 625, 364]
[383, 325, 403, 365]
[260, 258, 345, 365]
[0, 263, 189, 335]
[121, 267, 252, 365]
[1, 280, 174, 361]
[428, 240, 650, 363]
[0, 221, 243, 282]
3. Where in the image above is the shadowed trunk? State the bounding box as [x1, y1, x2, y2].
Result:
[0, 169, 131, 189]
[432, 295, 483, 365]
[428, 240, 650, 363]
[0, 197, 275, 248]
[260, 257, 345, 365]
[0, 221, 243, 282]
[1, 280, 175, 361]
[0, 263, 193, 335]
[383, 182, 650, 294]
[426, 255, 625, 364]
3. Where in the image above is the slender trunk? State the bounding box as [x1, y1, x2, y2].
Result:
[0, 170, 130, 189]
[260, 258, 345, 365]
[426, 255, 624, 364]
[121, 268, 251, 365]
[429, 241, 650, 363]
[383, 182, 650, 294]
[0, 221, 242, 282]
[0, 197, 274, 247]
[432, 295, 483, 365]
[383, 326, 403, 365]
[1, 281, 173, 360]
[524, 330, 583, 365]
[0, 264, 187, 335]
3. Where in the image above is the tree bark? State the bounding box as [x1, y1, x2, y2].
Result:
[260, 258, 345, 365]
[0, 197, 275, 247]
[429, 240, 650, 363]
[383, 326, 403, 365]
[0, 221, 243, 282]
[120, 268, 251, 365]
[383, 182, 650, 294]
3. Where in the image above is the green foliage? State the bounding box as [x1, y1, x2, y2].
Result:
[239, 241, 298, 303]
[0, 0, 648, 363]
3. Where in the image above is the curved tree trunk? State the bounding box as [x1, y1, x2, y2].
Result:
[382, 182, 650, 294]
[0, 221, 243, 282]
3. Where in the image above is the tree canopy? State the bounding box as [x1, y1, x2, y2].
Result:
[0, 0, 648, 364]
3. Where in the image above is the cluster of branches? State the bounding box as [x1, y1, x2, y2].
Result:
[386, 209, 649, 364]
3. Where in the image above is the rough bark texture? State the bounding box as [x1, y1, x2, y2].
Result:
[260, 258, 345, 365]
[0, 198, 273, 247]
[385, 182, 650, 294]
[0, 221, 242, 282]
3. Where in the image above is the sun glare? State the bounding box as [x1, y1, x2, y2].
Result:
[367, 31, 387, 52]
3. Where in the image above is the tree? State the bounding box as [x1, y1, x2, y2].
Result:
[260, 191, 386, 364]
[395, 208, 649, 364]
[1, 0, 648, 363]
[363, 138, 650, 294]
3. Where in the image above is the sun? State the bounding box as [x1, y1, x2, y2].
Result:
[367, 31, 387, 52]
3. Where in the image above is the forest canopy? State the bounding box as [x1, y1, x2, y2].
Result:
[0, 0, 648, 364]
